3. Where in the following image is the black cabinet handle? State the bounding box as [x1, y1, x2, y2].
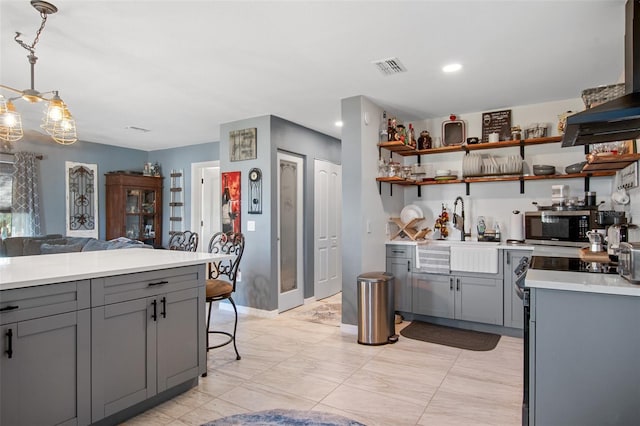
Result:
[0, 305, 19, 312]
[5, 329, 13, 359]
[449, 277, 454, 290]
[148, 280, 168, 287]
[506, 252, 511, 265]
[161, 297, 166, 318]
[151, 299, 157, 321]
[407, 260, 410, 272]
[456, 278, 460, 291]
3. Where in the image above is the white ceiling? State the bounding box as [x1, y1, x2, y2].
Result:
[0, 0, 626, 151]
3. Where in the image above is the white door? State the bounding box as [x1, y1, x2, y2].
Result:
[314, 159, 342, 300]
[278, 152, 304, 312]
[191, 161, 220, 252]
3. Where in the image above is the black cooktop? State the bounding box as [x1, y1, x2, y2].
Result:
[530, 256, 618, 274]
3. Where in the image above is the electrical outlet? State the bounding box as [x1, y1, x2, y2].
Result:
[237, 271, 241, 282]
[247, 221, 256, 231]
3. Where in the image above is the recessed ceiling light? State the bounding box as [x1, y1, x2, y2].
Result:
[335, 121, 343, 127]
[442, 63, 462, 73]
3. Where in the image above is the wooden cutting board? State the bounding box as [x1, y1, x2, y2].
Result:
[579, 247, 610, 263]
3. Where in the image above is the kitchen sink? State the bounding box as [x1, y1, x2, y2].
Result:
[425, 240, 499, 273]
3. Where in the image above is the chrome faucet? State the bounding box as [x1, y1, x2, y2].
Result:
[452, 196, 470, 241]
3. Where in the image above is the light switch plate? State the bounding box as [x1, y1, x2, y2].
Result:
[247, 220, 256, 231]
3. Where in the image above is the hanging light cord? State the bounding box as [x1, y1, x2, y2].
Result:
[14, 10, 48, 55]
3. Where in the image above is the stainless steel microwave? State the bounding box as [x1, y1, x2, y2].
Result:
[524, 210, 598, 246]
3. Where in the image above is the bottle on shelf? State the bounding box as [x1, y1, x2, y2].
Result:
[388, 117, 397, 141]
[379, 111, 389, 143]
[408, 123, 416, 149]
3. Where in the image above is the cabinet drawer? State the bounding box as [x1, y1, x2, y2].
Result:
[91, 265, 203, 306]
[386, 245, 411, 259]
[0, 280, 90, 324]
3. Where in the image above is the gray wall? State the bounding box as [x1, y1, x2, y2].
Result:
[340, 96, 403, 325]
[271, 116, 341, 299]
[8, 136, 147, 238]
[220, 115, 340, 312]
[148, 142, 218, 246]
[8, 137, 219, 246]
[220, 116, 274, 310]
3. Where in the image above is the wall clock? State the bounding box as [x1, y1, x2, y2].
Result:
[248, 167, 262, 214]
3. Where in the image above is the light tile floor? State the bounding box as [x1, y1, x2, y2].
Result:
[124, 294, 523, 426]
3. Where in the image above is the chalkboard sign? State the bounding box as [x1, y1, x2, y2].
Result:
[481, 110, 512, 142]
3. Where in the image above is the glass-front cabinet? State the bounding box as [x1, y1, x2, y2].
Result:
[106, 173, 163, 247]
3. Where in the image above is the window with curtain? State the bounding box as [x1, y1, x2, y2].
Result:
[0, 160, 12, 238]
[11, 152, 41, 237]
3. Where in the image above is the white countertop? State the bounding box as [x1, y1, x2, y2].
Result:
[0, 249, 229, 291]
[525, 245, 640, 297]
[386, 239, 535, 250]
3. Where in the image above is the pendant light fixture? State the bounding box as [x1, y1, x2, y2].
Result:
[0, 0, 77, 145]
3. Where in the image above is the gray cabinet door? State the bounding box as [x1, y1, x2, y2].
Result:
[0, 311, 90, 426]
[386, 257, 411, 312]
[157, 288, 201, 392]
[92, 297, 156, 422]
[503, 250, 530, 329]
[412, 273, 454, 319]
[455, 275, 503, 325]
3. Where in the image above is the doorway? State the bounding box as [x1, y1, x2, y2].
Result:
[277, 152, 304, 312]
[313, 159, 342, 300]
[191, 161, 220, 252]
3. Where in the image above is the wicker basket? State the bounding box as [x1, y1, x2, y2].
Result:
[581, 83, 626, 108]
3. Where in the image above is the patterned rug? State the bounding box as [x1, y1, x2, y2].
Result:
[201, 409, 365, 425]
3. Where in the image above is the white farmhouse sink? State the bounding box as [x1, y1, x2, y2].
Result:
[449, 244, 499, 273]
[420, 240, 500, 274]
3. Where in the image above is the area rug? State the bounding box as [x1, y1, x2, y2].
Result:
[201, 409, 365, 425]
[400, 320, 500, 351]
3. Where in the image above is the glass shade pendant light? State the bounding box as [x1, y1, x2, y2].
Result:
[41, 90, 76, 145]
[0, 95, 24, 142]
[0, 1, 78, 144]
[50, 106, 77, 145]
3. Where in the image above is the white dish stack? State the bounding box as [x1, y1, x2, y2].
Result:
[462, 154, 522, 177]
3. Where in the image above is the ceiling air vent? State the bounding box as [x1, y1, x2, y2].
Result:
[125, 126, 151, 133]
[372, 57, 407, 76]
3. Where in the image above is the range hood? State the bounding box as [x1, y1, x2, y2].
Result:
[562, 0, 640, 147]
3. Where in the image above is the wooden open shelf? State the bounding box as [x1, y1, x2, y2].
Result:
[378, 136, 562, 157]
[376, 133, 627, 196]
[379, 170, 616, 187]
[583, 153, 640, 172]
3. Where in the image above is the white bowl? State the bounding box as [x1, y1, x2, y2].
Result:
[435, 169, 451, 176]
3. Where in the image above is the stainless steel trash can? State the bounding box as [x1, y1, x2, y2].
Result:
[357, 272, 398, 345]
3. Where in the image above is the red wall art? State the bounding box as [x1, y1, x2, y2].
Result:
[221, 171, 241, 234]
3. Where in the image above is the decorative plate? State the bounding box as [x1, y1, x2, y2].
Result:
[400, 204, 424, 224]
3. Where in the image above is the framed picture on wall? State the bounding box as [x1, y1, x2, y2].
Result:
[65, 161, 98, 238]
[221, 171, 241, 233]
[230, 128, 257, 161]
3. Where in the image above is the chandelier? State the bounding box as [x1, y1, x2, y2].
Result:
[0, 0, 77, 145]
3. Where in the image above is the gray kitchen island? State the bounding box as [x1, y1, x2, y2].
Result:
[525, 252, 640, 426]
[0, 249, 227, 426]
